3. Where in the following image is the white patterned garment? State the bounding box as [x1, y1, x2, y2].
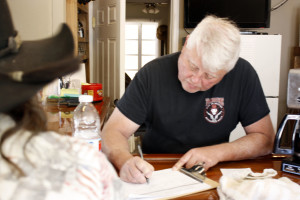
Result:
[0, 113, 124, 200]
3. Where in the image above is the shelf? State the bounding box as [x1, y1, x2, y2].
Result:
[66, 0, 90, 83]
[78, 3, 88, 13]
[78, 37, 89, 43]
[78, 4, 89, 43]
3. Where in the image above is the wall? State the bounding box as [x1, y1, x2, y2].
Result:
[7, 0, 66, 40]
[178, 0, 300, 128]
[7, 0, 67, 97]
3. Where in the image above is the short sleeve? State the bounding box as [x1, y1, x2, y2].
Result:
[116, 65, 151, 125]
[237, 60, 270, 127]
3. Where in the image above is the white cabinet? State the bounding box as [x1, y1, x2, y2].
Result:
[230, 35, 282, 141]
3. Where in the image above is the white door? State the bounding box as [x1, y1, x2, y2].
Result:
[91, 0, 125, 103]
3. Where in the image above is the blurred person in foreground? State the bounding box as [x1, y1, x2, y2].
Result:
[101, 15, 275, 184]
[0, 1, 122, 199]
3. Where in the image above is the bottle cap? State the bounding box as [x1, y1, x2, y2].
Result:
[79, 95, 93, 103]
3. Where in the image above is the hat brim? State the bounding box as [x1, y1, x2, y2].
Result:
[0, 24, 80, 112]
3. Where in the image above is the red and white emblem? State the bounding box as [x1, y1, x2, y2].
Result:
[204, 98, 225, 123]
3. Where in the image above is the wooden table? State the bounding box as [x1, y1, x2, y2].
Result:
[142, 154, 300, 199]
[44, 96, 111, 136]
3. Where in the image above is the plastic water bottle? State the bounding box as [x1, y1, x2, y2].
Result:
[73, 95, 101, 150]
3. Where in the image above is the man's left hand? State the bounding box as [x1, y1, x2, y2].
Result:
[172, 146, 220, 171]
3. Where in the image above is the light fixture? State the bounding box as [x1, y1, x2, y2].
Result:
[142, 3, 159, 14]
[78, 0, 95, 5]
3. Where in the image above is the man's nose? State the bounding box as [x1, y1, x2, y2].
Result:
[190, 71, 203, 83]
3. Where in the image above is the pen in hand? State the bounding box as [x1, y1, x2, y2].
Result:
[137, 144, 150, 184]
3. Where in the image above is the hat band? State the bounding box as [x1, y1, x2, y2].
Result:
[0, 32, 22, 58]
[9, 71, 24, 82]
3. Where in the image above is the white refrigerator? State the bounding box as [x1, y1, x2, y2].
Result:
[230, 34, 282, 141]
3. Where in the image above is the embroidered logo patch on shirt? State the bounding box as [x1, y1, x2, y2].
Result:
[204, 98, 225, 123]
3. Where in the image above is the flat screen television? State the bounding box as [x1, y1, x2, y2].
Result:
[184, 0, 271, 29]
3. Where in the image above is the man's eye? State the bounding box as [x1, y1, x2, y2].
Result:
[191, 67, 198, 71]
[190, 65, 198, 71]
[205, 74, 215, 79]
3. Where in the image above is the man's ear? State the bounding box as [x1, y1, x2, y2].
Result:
[184, 35, 190, 46]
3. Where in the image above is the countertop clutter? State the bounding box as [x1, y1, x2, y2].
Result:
[45, 96, 111, 136]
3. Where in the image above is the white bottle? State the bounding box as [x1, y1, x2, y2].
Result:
[73, 95, 101, 150]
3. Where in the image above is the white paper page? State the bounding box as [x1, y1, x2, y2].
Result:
[122, 168, 213, 200]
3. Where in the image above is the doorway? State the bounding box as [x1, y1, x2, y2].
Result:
[126, 0, 170, 79]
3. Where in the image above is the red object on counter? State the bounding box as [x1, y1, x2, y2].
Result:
[81, 83, 103, 102]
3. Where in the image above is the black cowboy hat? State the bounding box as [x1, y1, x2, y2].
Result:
[0, 0, 79, 113]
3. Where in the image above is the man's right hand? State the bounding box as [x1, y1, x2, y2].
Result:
[119, 156, 154, 184]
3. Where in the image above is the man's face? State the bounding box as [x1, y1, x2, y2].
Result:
[178, 46, 227, 93]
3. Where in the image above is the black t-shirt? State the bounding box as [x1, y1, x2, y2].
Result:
[117, 52, 269, 153]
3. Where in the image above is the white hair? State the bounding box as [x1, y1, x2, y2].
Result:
[186, 15, 241, 72]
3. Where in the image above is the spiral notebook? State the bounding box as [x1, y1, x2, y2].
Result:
[122, 168, 219, 200]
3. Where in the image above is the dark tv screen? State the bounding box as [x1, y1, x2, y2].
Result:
[184, 0, 271, 29]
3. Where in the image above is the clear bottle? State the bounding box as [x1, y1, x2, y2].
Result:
[73, 95, 101, 150]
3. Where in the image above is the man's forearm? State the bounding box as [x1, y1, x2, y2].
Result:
[216, 132, 273, 163]
[101, 131, 133, 171]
